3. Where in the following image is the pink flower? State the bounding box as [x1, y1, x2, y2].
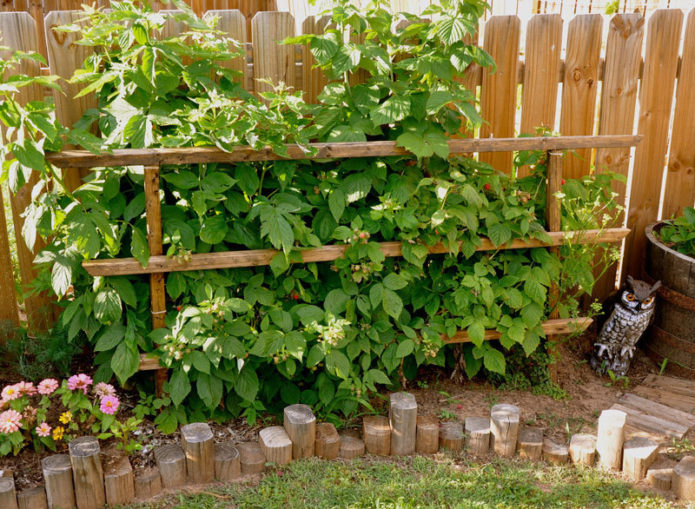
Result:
[16, 381, 36, 396]
[94, 382, 116, 398]
[37, 379, 59, 395]
[35, 422, 51, 437]
[67, 374, 93, 395]
[0, 410, 22, 434]
[1, 384, 21, 402]
[99, 396, 119, 415]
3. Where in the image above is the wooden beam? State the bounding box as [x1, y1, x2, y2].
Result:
[138, 317, 593, 370]
[83, 228, 630, 277]
[45, 135, 643, 168]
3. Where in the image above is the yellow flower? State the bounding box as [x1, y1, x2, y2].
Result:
[59, 411, 72, 425]
[52, 426, 64, 441]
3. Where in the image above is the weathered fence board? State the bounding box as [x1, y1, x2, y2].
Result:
[662, 9, 695, 219]
[204, 9, 247, 87]
[251, 11, 295, 95]
[624, 9, 683, 284]
[479, 15, 520, 173]
[559, 14, 602, 180]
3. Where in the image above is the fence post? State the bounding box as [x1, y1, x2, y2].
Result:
[144, 166, 168, 395]
[546, 151, 562, 380]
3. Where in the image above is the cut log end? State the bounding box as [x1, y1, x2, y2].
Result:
[647, 467, 673, 491]
[569, 433, 596, 466]
[316, 423, 340, 460]
[42, 454, 75, 509]
[238, 442, 266, 474]
[68, 436, 105, 509]
[622, 436, 659, 482]
[104, 456, 135, 506]
[181, 422, 215, 484]
[542, 438, 569, 464]
[518, 427, 544, 461]
[673, 456, 695, 500]
[134, 467, 162, 500]
[283, 404, 317, 459]
[0, 477, 18, 509]
[490, 404, 521, 457]
[215, 442, 241, 482]
[416, 415, 439, 455]
[259, 426, 293, 465]
[363, 415, 391, 456]
[339, 435, 365, 459]
[596, 409, 627, 471]
[465, 417, 491, 455]
[17, 486, 47, 509]
[439, 421, 464, 451]
[154, 444, 187, 489]
[390, 392, 417, 456]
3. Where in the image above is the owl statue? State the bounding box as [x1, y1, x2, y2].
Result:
[590, 275, 661, 377]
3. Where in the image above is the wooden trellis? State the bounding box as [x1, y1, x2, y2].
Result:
[46, 134, 640, 388]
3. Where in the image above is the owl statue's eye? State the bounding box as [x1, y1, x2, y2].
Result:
[626, 293, 636, 302]
[642, 296, 654, 306]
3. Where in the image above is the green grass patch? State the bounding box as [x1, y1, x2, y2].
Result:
[130, 455, 676, 509]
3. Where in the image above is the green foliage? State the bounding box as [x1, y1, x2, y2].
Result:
[0, 0, 622, 431]
[658, 207, 695, 258]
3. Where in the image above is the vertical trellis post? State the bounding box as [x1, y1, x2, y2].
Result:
[144, 166, 168, 395]
[546, 151, 563, 380]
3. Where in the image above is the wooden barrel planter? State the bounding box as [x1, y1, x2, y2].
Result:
[643, 222, 695, 377]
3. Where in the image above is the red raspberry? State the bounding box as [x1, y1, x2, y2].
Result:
[457, 404, 463, 410]
[561, 179, 566, 185]
[176, 306, 182, 311]
[484, 183, 491, 191]
[291, 292, 299, 300]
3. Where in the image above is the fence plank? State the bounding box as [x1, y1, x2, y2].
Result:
[44, 10, 95, 191]
[200, 0, 275, 40]
[479, 15, 520, 173]
[300, 15, 328, 104]
[592, 13, 644, 300]
[662, 10, 695, 219]
[203, 10, 247, 88]
[559, 14, 603, 180]
[520, 14, 562, 136]
[0, 191, 19, 332]
[251, 11, 295, 96]
[0, 12, 56, 331]
[624, 9, 683, 282]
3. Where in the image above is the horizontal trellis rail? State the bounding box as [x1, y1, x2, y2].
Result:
[83, 228, 631, 277]
[45, 135, 643, 167]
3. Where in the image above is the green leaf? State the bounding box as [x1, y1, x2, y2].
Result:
[370, 95, 411, 125]
[383, 273, 407, 290]
[124, 193, 146, 222]
[368, 369, 391, 385]
[324, 289, 349, 315]
[260, 207, 294, 252]
[467, 322, 485, 347]
[51, 257, 72, 297]
[326, 350, 350, 379]
[483, 347, 506, 374]
[168, 368, 191, 406]
[94, 288, 122, 323]
[396, 132, 432, 159]
[234, 366, 259, 402]
[94, 323, 126, 351]
[197, 373, 222, 409]
[521, 303, 544, 328]
[199, 215, 228, 244]
[190, 350, 210, 374]
[426, 90, 454, 114]
[14, 139, 45, 171]
[382, 289, 403, 320]
[131, 227, 150, 268]
[370, 283, 384, 307]
[488, 223, 512, 247]
[396, 339, 414, 358]
[524, 279, 547, 305]
[111, 342, 139, 385]
[307, 345, 324, 367]
[109, 278, 137, 308]
[328, 189, 346, 222]
[166, 273, 186, 300]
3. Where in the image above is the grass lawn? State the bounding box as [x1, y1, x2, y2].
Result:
[129, 454, 680, 509]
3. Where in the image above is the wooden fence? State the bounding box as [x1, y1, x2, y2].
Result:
[1, 4, 694, 334]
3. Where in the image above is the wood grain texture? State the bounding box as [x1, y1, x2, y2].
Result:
[546, 151, 562, 380]
[154, 444, 186, 489]
[438, 421, 463, 451]
[300, 15, 329, 104]
[259, 426, 292, 465]
[673, 456, 695, 500]
[592, 13, 644, 300]
[104, 456, 134, 507]
[237, 442, 266, 474]
[624, 9, 683, 284]
[203, 10, 247, 88]
[490, 404, 520, 457]
[283, 404, 316, 458]
[662, 10, 695, 219]
[569, 434, 596, 466]
[315, 422, 340, 460]
[214, 442, 240, 481]
[180, 422, 215, 484]
[560, 14, 603, 179]
[68, 436, 105, 509]
[519, 14, 562, 142]
[45, 135, 642, 167]
[0, 477, 18, 509]
[0, 11, 56, 332]
[0, 191, 19, 330]
[83, 228, 630, 276]
[200, 0, 274, 39]
[596, 409, 626, 470]
[542, 438, 569, 464]
[622, 436, 658, 481]
[517, 426, 543, 461]
[251, 11, 295, 96]
[389, 392, 417, 456]
[464, 417, 490, 455]
[134, 467, 162, 500]
[17, 486, 47, 509]
[44, 10, 95, 190]
[42, 454, 76, 509]
[415, 415, 439, 455]
[338, 435, 364, 459]
[479, 16, 521, 173]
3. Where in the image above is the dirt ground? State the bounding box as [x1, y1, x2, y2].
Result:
[0, 327, 665, 491]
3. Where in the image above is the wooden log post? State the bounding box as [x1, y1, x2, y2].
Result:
[490, 404, 520, 457]
[316, 423, 340, 460]
[622, 437, 659, 482]
[546, 150, 563, 380]
[42, 454, 76, 509]
[144, 165, 168, 395]
[259, 426, 292, 465]
[339, 435, 365, 459]
[181, 422, 215, 484]
[17, 486, 47, 509]
[518, 427, 543, 461]
[0, 477, 18, 509]
[154, 444, 186, 489]
[363, 416, 391, 456]
[465, 417, 490, 455]
[104, 456, 134, 506]
[542, 438, 569, 464]
[68, 436, 105, 509]
[647, 467, 673, 491]
[283, 404, 316, 459]
[596, 409, 626, 470]
[439, 422, 464, 452]
[673, 456, 695, 500]
[214, 442, 241, 482]
[134, 467, 162, 500]
[238, 442, 266, 474]
[389, 392, 417, 456]
[569, 434, 597, 466]
[415, 415, 439, 455]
